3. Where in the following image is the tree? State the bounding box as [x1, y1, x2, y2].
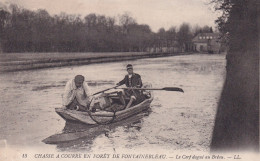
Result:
[0, 9, 10, 47]
[177, 23, 192, 52]
[202, 25, 211, 32]
[127, 24, 152, 51]
[84, 13, 97, 27]
[0, 9, 10, 34]
[209, 27, 213, 33]
[192, 25, 201, 36]
[210, 0, 259, 151]
[192, 25, 214, 36]
[166, 27, 177, 40]
[119, 13, 136, 34]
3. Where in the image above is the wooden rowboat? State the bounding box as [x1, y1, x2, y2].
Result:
[55, 92, 153, 125]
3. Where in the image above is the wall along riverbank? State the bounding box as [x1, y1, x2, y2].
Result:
[0, 52, 190, 73]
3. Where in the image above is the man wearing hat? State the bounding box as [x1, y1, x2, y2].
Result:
[62, 75, 93, 111]
[117, 64, 144, 108]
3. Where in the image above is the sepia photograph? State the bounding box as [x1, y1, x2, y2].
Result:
[0, 0, 259, 161]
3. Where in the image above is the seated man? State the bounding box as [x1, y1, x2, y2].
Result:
[116, 64, 145, 109]
[62, 75, 93, 111]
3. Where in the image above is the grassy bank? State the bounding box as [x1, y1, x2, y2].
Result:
[0, 52, 185, 72]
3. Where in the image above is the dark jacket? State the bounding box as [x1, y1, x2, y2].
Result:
[118, 73, 142, 88]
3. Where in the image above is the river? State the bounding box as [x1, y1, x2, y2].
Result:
[0, 54, 226, 153]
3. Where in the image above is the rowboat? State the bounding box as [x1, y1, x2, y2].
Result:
[55, 91, 153, 125]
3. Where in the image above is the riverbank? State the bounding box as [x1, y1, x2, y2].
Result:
[0, 52, 188, 72]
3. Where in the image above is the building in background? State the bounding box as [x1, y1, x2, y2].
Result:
[146, 32, 224, 54]
[192, 33, 222, 53]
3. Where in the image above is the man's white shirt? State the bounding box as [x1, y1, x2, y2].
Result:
[62, 79, 92, 107]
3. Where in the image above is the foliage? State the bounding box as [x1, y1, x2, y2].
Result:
[211, 0, 258, 52]
[177, 23, 192, 50]
[0, 4, 215, 53]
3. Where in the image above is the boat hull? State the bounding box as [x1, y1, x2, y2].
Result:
[56, 97, 153, 125]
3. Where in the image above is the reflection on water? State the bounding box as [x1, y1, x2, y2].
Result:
[0, 54, 226, 152]
[44, 109, 151, 152]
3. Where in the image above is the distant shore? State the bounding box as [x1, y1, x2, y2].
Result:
[0, 52, 191, 73]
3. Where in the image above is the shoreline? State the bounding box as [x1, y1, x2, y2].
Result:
[0, 52, 192, 73]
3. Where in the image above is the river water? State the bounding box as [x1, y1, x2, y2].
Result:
[0, 54, 226, 153]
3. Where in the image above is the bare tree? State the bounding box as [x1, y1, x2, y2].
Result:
[177, 23, 192, 52]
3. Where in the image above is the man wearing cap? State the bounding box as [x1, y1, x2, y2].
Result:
[117, 64, 144, 108]
[62, 75, 93, 111]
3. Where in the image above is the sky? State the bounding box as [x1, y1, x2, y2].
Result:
[1, 0, 220, 32]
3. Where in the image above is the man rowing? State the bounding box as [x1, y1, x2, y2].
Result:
[62, 75, 93, 111]
[117, 64, 145, 109]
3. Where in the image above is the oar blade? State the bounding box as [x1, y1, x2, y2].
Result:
[163, 87, 184, 93]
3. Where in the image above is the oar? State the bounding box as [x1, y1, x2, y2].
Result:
[116, 87, 184, 93]
[92, 84, 121, 95]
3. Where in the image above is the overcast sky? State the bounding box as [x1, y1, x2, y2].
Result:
[2, 0, 219, 32]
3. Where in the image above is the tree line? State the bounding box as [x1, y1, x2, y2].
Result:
[0, 4, 214, 53]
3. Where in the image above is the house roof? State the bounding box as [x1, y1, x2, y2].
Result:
[192, 33, 220, 43]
